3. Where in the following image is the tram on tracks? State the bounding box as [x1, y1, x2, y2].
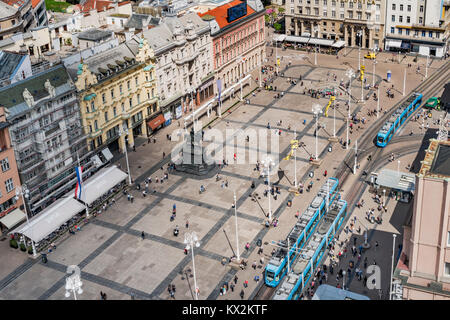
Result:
[264, 178, 339, 287]
[271, 198, 347, 300]
[376, 92, 423, 147]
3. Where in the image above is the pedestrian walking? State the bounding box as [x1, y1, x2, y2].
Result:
[375, 241, 379, 251]
[230, 283, 235, 292]
[240, 289, 245, 299]
[244, 280, 248, 288]
[252, 261, 257, 270]
[141, 231, 145, 240]
[364, 257, 368, 269]
[234, 275, 238, 284]
[185, 220, 189, 228]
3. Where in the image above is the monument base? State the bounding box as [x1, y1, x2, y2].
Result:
[328, 136, 339, 142]
[310, 158, 323, 167]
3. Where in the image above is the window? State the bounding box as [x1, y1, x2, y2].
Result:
[119, 84, 123, 94]
[406, 29, 410, 36]
[445, 263, 450, 277]
[392, 15, 395, 22]
[419, 5, 424, 13]
[113, 107, 117, 117]
[357, 12, 362, 20]
[399, 16, 403, 23]
[399, 4, 403, 11]
[332, 10, 336, 17]
[349, 2, 353, 8]
[121, 102, 125, 112]
[398, 28, 402, 35]
[419, 17, 423, 24]
[104, 111, 108, 122]
[94, 120, 98, 130]
[5, 178, 14, 193]
[391, 27, 395, 34]
[1, 158, 9, 172]
[135, 77, 138, 86]
[102, 93, 106, 103]
[127, 80, 131, 90]
[129, 98, 133, 108]
[429, 31, 433, 38]
[392, 4, 395, 10]
[137, 94, 140, 104]
[348, 11, 353, 19]
[407, 5, 411, 12]
[422, 31, 426, 37]
[111, 89, 114, 99]
[407, 16, 410, 23]
[447, 231, 450, 246]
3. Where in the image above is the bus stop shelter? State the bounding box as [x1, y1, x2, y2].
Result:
[372, 169, 415, 203]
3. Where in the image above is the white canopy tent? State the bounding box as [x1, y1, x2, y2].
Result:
[81, 165, 128, 205]
[387, 40, 402, 48]
[332, 40, 346, 48]
[285, 35, 310, 44]
[273, 34, 286, 42]
[308, 38, 335, 46]
[0, 208, 26, 230]
[9, 197, 85, 243]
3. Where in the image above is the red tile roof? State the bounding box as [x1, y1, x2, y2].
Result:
[31, 0, 41, 9]
[198, 0, 255, 29]
[77, 0, 130, 13]
[0, 0, 27, 8]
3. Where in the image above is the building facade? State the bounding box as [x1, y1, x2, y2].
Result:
[143, 12, 214, 120]
[67, 37, 159, 153]
[285, 0, 386, 49]
[1, 0, 35, 33]
[0, 65, 88, 215]
[0, 1, 23, 41]
[32, 0, 47, 27]
[0, 107, 23, 219]
[395, 139, 450, 299]
[385, 0, 448, 57]
[199, 0, 266, 89]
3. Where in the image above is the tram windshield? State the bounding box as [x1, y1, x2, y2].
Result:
[266, 271, 275, 281]
[378, 136, 384, 143]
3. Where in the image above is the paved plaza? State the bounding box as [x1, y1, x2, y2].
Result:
[0, 46, 447, 300]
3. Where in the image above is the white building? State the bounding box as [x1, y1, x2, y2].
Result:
[143, 12, 214, 120]
[385, 0, 448, 57]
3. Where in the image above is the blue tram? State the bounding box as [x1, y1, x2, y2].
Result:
[264, 178, 339, 287]
[272, 198, 347, 300]
[376, 92, 423, 147]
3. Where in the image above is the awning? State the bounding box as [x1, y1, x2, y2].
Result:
[273, 34, 286, 42]
[332, 40, 346, 48]
[387, 40, 402, 48]
[307, 38, 335, 46]
[0, 208, 26, 230]
[81, 166, 128, 205]
[101, 147, 113, 161]
[9, 197, 85, 243]
[285, 35, 310, 43]
[148, 114, 165, 130]
[375, 169, 415, 192]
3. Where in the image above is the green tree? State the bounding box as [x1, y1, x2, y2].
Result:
[278, 7, 285, 14]
[274, 23, 282, 32]
[264, 14, 270, 24]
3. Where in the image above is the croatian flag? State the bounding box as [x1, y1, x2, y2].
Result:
[75, 166, 83, 200]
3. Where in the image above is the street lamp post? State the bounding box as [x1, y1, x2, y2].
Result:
[233, 192, 240, 261]
[345, 69, 354, 150]
[65, 272, 83, 300]
[389, 234, 397, 300]
[377, 86, 380, 119]
[119, 127, 132, 185]
[383, 189, 386, 206]
[342, 270, 346, 290]
[425, 55, 429, 78]
[294, 129, 298, 188]
[372, 59, 376, 87]
[312, 104, 322, 160]
[15, 185, 36, 257]
[403, 68, 406, 96]
[261, 157, 275, 222]
[184, 232, 201, 300]
[353, 139, 358, 174]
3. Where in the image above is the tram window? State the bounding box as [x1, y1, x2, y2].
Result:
[266, 271, 275, 281]
[275, 274, 280, 282]
[378, 136, 384, 144]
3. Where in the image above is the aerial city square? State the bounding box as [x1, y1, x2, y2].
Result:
[0, 0, 448, 305]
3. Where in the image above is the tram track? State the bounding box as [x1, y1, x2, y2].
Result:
[253, 61, 449, 301]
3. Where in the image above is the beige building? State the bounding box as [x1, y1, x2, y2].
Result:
[66, 36, 159, 153]
[285, 0, 386, 49]
[0, 1, 22, 41]
[395, 139, 450, 300]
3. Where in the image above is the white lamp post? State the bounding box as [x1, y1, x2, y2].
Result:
[353, 139, 358, 174]
[65, 272, 83, 300]
[425, 55, 429, 78]
[312, 104, 322, 160]
[119, 126, 132, 185]
[15, 185, 36, 257]
[372, 58, 377, 87]
[342, 270, 346, 290]
[403, 68, 406, 96]
[233, 192, 240, 261]
[294, 129, 298, 188]
[184, 232, 201, 300]
[377, 86, 380, 119]
[345, 69, 354, 150]
[261, 157, 275, 222]
[383, 189, 386, 206]
[389, 234, 397, 300]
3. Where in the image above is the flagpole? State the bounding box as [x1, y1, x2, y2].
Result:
[77, 151, 89, 218]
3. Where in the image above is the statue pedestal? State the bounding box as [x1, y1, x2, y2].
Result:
[310, 158, 323, 167]
[328, 136, 339, 142]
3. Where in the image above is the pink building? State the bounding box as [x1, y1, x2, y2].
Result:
[199, 0, 266, 90]
[395, 139, 450, 299]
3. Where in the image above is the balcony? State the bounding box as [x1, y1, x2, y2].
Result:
[88, 129, 102, 139]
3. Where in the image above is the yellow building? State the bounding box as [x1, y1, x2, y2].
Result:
[66, 36, 159, 153]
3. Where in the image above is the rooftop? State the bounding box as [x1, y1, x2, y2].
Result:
[375, 169, 416, 192]
[0, 65, 71, 110]
[0, 51, 26, 82]
[125, 13, 159, 29]
[198, 0, 256, 29]
[418, 139, 450, 179]
[0, 0, 28, 9]
[77, 28, 113, 41]
[0, 1, 18, 20]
